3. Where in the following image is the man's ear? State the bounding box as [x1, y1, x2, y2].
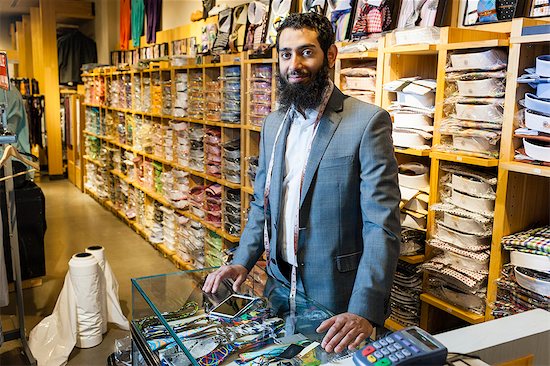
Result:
[327, 44, 338, 68]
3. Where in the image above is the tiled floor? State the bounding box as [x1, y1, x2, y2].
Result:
[1, 178, 178, 365]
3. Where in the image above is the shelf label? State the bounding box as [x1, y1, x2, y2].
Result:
[456, 156, 462, 162]
[534, 168, 542, 174]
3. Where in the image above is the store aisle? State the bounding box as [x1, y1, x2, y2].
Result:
[1, 178, 178, 365]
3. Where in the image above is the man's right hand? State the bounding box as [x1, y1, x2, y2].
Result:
[202, 264, 249, 293]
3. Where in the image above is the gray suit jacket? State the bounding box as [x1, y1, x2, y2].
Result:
[233, 87, 401, 326]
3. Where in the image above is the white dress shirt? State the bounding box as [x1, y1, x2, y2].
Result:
[279, 108, 318, 266]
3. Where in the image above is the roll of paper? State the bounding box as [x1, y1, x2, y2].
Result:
[86, 246, 108, 334]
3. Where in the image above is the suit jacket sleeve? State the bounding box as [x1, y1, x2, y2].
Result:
[348, 109, 401, 326]
[231, 121, 269, 271]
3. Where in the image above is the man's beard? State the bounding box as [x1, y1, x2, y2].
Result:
[276, 60, 330, 111]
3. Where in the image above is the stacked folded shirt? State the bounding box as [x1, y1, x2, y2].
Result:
[221, 66, 241, 123]
[162, 78, 172, 116]
[188, 71, 204, 120]
[136, 190, 146, 229]
[133, 74, 142, 111]
[151, 72, 162, 115]
[384, 77, 435, 150]
[248, 64, 272, 127]
[124, 184, 136, 220]
[182, 219, 206, 268]
[189, 185, 206, 219]
[116, 112, 127, 145]
[223, 138, 241, 184]
[160, 205, 176, 251]
[205, 80, 222, 122]
[515, 55, 550, 166]
[147, 201, 164, 244]
[205, 230, 224, 267]
[224, 189, 241, 236]
[175, 213, 191, 262]
[492, 226, 550, 318]
[398, 163, 429, 255]
[85, 107, 100, 134]
[152, 161, 163, 194]
[133, 115, 153, 154]
[142, 75, 151, 113]
[205, 184, 222, 228]
[173, 71, 188, 118]
[340, 62, 376, 104]
[437, 48, 508, 159]
[171, 121, 190, 167]
[162, 124, 174, 161]
[123, 73, 132, 110]
[247, 155, 259, 187]
[205, 127, 222, 177]
[389, 261, 422, 327]
[422, 164, 497, 314]
[189, 124, 205, 172]
[142, 160, 154, 190]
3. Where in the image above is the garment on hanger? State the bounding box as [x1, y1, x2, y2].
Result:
[145, 0, 162, 44]
[132, 0, 145, 47]
[212, 8, 233, 54]
[326, 0, 353, 41]
[266, 0, 294, 44]
[57, 30, 97, 85]
[351, 0, 392, 39]
[229, 4, 249, 53]
[120, 0, 131, 50]
[302, 0, 327, 13]
[244, 1, 269, 50]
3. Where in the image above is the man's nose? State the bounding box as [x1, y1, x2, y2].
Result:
[289, 54, 303, 71]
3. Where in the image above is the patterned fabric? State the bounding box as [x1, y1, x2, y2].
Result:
[501, 226, 550, 256]
[351, 3, 392, 39]
[477, 0, 498, 22]
[422, 256, 487, 292]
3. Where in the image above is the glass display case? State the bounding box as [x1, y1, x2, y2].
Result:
[131, 268, 343, 366]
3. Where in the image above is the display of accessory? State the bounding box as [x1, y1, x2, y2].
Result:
[350, 0, 392, 40]
[340, 62, 377, 104]
[389, 261, 422, 327]
[325, 0, 354, 42]
[248, 64, 272, 126]
[529, 0, 550, 17]
[244, 1, 269, 50]
[501, 226, 550, 257]
[447, 48, 507, 72]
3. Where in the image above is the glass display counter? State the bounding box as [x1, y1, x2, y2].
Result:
[131, 268, 343, 366]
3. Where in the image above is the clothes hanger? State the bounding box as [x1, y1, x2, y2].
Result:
[0, 145, 39, 170]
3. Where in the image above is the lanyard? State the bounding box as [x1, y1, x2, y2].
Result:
[263, 80, 334, 320]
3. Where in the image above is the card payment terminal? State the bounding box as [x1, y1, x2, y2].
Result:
[352, 326, 447, 366]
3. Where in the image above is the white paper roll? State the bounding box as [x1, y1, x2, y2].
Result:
[86, 246, 108, 334]
[69, 252, 103, 348]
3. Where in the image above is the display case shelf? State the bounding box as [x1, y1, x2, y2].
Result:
[429, 152, 499, 167]
[337, 51, 378, 59]
[420, 293, 485, 324]
[395, 148, 431, 157]
[384, 44, 438, 55]
[500, 162, 550, 178]
[437, 39, 509, 50]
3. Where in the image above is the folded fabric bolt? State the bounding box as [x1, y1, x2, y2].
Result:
[510, 251, 550, 273]
[393, 130, 431, 149]
[442, 211, 488, 236]
[452, 135, 498, 154]
[449, 49, 508, 72]
[524, 93, 550, 115]
[501, 226, 550, 256]
[523, 138, 550, 162]
[525, 109, 550, 133]
[396, 91, 435, 109]
[514, 266, 550, 297]
[393, 112, 433, 131]
[435, 223, 491, 250]
[455, 100, 504, 122]
[456, 78, 505, 97]
[451, 189, 495, 216]
[343, 76, 376, 91]
[398, 163, 430, 192]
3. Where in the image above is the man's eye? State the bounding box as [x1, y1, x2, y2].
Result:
[281, 52, 291, 60]
[303, 49, 313, 57]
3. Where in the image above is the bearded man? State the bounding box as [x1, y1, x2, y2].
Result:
[204, 12, 400, 353]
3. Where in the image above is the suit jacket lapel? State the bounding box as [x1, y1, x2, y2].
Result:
[300, 88, 345, 208]
[270, 109, 292, 229]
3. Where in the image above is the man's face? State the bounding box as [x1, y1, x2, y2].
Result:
[277, 27, 337, 110]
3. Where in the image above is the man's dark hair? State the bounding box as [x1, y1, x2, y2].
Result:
[275, 12, 335, 56]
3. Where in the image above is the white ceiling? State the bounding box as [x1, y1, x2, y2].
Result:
[0, 0, 39, 16]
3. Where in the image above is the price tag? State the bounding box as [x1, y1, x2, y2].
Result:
[456, 156, 463, 162]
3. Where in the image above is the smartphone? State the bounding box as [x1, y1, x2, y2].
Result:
[208, 294, 257, 318]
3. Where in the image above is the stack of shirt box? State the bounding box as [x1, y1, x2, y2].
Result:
[122, 182, 136, 220]
[171, 121, 190, 167]
[143, 160, 154, 190]
[136, 190, 146, 230]
[160, 170, 174, 202]
[205, 127, 222, 177]
[126, 114, 134, 145]
[205, 184, 222, 228]
[514, 55, 550, 166]
[160, 205, 176, 251]
[389, 261, 422, 327]
[221, 66, 241, 123]
[205, 80, 222, 122]
[170, 169, 189, 210]
[398, 162, 429, 256]
[133, 74, 142, 111]
[85, 107, 100, 134]
[175, 213, 191, 262]
[153, 161, 163, 194]
[151, 73, 162, 115]
[340, 62, 376, 104]
[121, 151, 135, 180]
[116, 112, 127, 145]
[184, 219, 206, 268]
[437, 49, 508, 159]
[188, 71, 204, 120]
[146, 202, 163, 244]
[152, 123, 164, 157]
[384, 77, 435, 150]
[205, 230, 224, 267]
[162, 124, 174, 161]
[189, 124, 205, 172]
[248, 64, 272, 127]
[174, 71, 188, 118]
[423, 164, 496, 315]
[142, 75, 151, 113]
[247, 156, 259, 187]
[224, 189, 241, 236]
[162, 78, 172, 116]
[123, 73, 132, 110]
[134, 116, 154, 154]
[492, 226, 550, 318]
[108, 77, 119, 108]
[111, 148, 122, 172]
[223, 138, 241, 184]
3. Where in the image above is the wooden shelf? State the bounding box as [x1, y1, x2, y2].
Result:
[395, 147, 431, 157]
[157, 243, 176, 258]
[457, 21, 512, 33]
[242, 186, 254, 195]
[437, 39, 509, 50]
[83, 155, 104, 167]
[399, 254, 425, 265]
[172, 255, 195, 271]
[420, 293, 485, 324]
[384, 44, 438, 55]
[430, 151, 499, 167]
[510, 33, 550, 44]
[337, 51, 379, 59]
[244, 125, 262, 132]
[500, 162, 550, 178]
[183, 210, 240, 243]
[384, 318, 406, 332]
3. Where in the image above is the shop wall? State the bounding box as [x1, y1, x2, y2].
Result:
[94, 0, 120, 64]
[162, 0, 250, 30]
[0, 16, 13, 51]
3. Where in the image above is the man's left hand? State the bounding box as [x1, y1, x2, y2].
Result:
[316, 312, 373, 353]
